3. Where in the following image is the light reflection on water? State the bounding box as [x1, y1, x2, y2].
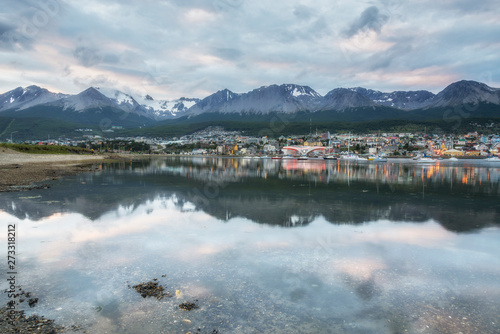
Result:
[1, 157, 500, 333]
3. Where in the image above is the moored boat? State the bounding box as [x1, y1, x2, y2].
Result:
[415, 157, 437, 163]
[368, 155, 387, 162]
[341, 153, 359, 160]
[486, 156, 500, 162]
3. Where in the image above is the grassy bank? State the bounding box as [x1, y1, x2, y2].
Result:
[0, 143, 93, 155]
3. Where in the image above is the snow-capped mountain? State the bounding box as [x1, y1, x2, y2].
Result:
[93, 87, 200, 120]
[0, 85, 200, 121]
[234, 84, 322, 113]
[351, 87, 435, 110]
[1, 80, 499, 127]
[46, 87, 198, 120]
[320, 88, 374, 110]
[41, 87, 150, 120]
[350, 81, 500, 110]
[427, 80, 500, 108]
[188, 84, 322, 115]
[49, 87, 119, 111]
[138, 95, 200, 119]
[0, 85, 68, 111]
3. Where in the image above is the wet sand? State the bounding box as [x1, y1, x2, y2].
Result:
[0, 148, 122, 192]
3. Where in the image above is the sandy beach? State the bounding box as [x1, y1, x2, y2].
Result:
[0, 148, 117, 192]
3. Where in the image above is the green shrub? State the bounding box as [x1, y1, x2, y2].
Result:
[0, 143, 93, 155]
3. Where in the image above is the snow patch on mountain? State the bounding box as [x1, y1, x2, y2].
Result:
[92, 87, 200, 119]
[187, 84, 323, 115]
[95, 87, 135, 105]
[138, 95, 200, 119]
[352, 87, 435, 110]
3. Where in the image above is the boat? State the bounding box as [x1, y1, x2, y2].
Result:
[271, 156, 282, 160]
[413, 152, 437, 163]
[341, 153, 359, 160]
[324, 154, 338, 160]
[341, 132, 357, 160]
[415, 157, 437, 163]
[448, 157, 458, 161]
[486, 156, 500, 162]
[297, 156, 308, 160]
[368, 155, 387, 162]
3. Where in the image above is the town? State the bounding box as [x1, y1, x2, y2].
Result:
[5, 126, 500, 158]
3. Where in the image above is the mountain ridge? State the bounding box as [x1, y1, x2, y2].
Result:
[1, 80, 499, 129]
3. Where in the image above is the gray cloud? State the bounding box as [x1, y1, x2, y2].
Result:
[293, 5, 314, 20]
[0, 0, 62, 51]
[0, 23, 33, 51]
[212, 47, 243, 61]
[0, 21, 12, 35]
[212, 0, 244, 13]
[1, 0, 500, 98]
[72, 43, 141, 68]
[73, 46, 102, 67]
[369, 42, 413, 71]
[344, 6, 389, 38]
[434, 0, 497, 13]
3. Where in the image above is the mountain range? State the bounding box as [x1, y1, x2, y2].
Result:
[1, 80, 500, 138]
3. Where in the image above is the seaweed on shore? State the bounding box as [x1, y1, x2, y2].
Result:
[0, 307, 84, 333]
[132, 281, 171, 300]
[179, 300, 199, 311]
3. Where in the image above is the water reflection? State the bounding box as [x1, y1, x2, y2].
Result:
[1, 157, 500, 333]
[1, 194, 499, 333]
[1, 157, 500, 232]
[152, 156, 500, 189]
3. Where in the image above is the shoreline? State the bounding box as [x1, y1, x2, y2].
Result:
[0, 149, 133, 192]
[0, 150, 489, 192]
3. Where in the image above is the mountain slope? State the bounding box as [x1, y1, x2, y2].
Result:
[320, 88, 375, 110]
[1, 80, 499, 134]
[427, 80, 500, 108]
[352, 87, 435, 109]
[186, 88, 240, 115]
[188, 84, 322, 115]
[0, 85, 69, 111]
[48, 87, 117, 111]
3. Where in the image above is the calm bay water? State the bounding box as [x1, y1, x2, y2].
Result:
[1, 157, 500, 333]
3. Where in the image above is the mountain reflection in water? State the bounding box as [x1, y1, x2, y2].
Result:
[2, 157, 499, 232]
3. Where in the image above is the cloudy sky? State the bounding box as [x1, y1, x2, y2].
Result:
[1, 0, 499, 100]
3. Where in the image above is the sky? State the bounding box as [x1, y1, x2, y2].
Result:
[1, 0, 499, 100]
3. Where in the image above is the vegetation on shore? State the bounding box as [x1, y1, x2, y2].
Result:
[0, 143, 93, 155]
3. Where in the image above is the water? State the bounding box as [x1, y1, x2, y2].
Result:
[1, 157, 500, 333]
